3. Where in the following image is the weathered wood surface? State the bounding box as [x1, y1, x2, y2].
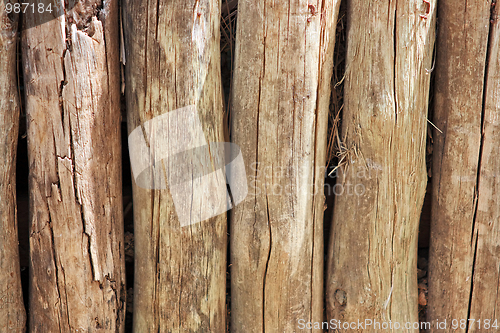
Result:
[468, 4, 500, 327]
[427, 1, 491, 330]
[122, 0, 227, 331]
[326, 0, 435, 330]
[0, 3, 26, 332]
[230, 1, 339, 331]
[22, 1, 125, 331]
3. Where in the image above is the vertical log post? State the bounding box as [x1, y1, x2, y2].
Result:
[0, 3, 26, 332]
[428, 1, 495, 328]
[469, 4, 500, 322]
[326, 0, 435, 329]
[230, 1, 339, 331]
[22, 1, 125, 331]
[122, 0, 227, 331]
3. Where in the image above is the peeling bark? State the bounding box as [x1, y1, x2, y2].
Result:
[230, 1, 340, 332]
[428, 1, 500, 330]
[0, 3, 26, 332]
[326, 0, 435, 330]
[22, 1, 125, 331]
[427, 1, 491, 330]
[122, 0, 227, 331]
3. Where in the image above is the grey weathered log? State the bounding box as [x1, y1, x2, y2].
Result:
[122, 0, 227, 331]
[0, 3, 26, 332]
[326, 0, 435, 330]
[230, 1, 340, 331]
[22, 1, 125, 331]
[428, 1, 499, 330]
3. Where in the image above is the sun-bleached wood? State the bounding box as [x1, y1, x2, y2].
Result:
[22, 1, 125, 331]
[122, 0, 227, 331]
[230, 1, 340, 332]
[326, 1, 435, 331]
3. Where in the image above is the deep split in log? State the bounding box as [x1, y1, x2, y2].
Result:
[22, 1, 125, 331]
[428, 1, 500, 329]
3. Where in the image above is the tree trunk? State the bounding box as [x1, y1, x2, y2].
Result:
[122, 0, 227, 331]
[230, 1, 339, 331]
[22, 1, 125, 331]
[468, 5, 500, 325]
[427, 1, 495, 330]
[0, 4, 26, 332]
[326, 0, 435, 330]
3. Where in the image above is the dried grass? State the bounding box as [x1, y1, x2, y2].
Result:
[220, 0, 237, 142]
[327, 2, 347, 170]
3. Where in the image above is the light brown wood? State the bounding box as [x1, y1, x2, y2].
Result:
[427, 1, 491, 330]
[0, 4, 26, 332]
[468, 4, 500, 328]
[22, 1, 125, 331]
[230, 1, 340, 331]
[326, 0, 435, 331]
[122, 0, 227, 331]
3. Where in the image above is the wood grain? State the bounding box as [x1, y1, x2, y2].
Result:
[0, 3, 26, 332]
[122, 0, 227, 331]
[427, 1, 491, 330]
[326, 0, 435, 330]
[468, 4, 500, 327]
[22, 1, 125, 331]
[230, 1, 340, 331]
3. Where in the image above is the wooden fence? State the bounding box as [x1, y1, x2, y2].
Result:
[1, 0, 499, 332]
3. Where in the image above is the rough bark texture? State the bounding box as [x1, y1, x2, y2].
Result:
[122, 0, 227, 331]
[22, 1, 125, 331]
[230, 1, 339, 332]
[326, 0, 435, 331]
[0, 4, 26, 332]
[427, 1, 491, 330]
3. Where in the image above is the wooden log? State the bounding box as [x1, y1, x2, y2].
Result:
[326, 0, 435, 330]
[468, 4, 500, 326]
[230, 1, 340, 331]
[427, 1, 491, 329]
[0, 3, 26, 332]
[122, 0, 227, 331]
[22, 1, 125, 331]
